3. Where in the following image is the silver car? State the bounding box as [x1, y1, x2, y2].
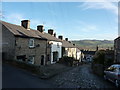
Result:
[104, 64, 120, 87]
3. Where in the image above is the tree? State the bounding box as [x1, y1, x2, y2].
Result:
[93, 50, 105, 64]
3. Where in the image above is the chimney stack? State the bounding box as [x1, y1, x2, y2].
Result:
[73, 44, 75, 46]
[58, 35, 63, 40]
[21, 20, 30, 30]
[54, 33, 56, 37]
[37, 25, 44, 33]
[65, 38, 68, 41]
[48, 29, 54, 36]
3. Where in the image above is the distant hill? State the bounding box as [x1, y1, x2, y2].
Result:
[71, 40, 114, 50]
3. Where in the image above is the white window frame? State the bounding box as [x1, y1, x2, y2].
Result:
[28, 56, 35, 64]
[57, 43, 60, 48]
[29, 39, 35, 48]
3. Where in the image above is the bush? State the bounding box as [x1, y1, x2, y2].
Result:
[58, 56, 76, 66]
[93, 50, 105, 64]
[92, 50, 114, 76]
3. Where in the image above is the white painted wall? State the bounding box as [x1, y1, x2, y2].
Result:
[50, 41, 62, 64]
[77, 51, 81, 61]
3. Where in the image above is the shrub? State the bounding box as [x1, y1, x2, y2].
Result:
[58, 56, 76, 66]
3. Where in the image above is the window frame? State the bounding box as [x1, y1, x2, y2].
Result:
[57, 43, 60, 48]
[29, 38, 35, 48]
[28, 56, 35, 64]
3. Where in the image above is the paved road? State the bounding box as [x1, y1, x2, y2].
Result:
[49, 64, 117, 88]
[2, 63, 117, 89]
[2, 64, 56, 88]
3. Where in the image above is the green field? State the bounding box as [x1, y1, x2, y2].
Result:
[71, 40, 114, 50]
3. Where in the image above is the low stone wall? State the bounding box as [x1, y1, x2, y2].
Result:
[91, 64, 104, 76]
[4, 60, 40, 74]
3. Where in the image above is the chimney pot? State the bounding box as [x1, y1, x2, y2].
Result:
[37, 25, 44, 33]
[65, 38, 68, 41]
[73, 44, 75, 46]
[48, 29, 54, 36]
[58, 35, 63, 40]
[54, 33, 56, 37]
[21, 20, 30, 30]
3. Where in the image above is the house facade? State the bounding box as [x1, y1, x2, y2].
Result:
[76, 48, 82, 62]
[114, 37, 120, 63]
[36, 28, 62, 64]
[2, 20, 47, 65]
[2, 20, 62, 65]
[58, 36, 78, 60]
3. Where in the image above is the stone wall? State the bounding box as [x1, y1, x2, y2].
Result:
[15, 37, 47, 65]
[91, 63, 104, 76]
[2, 25, 15, 60]
[114, 37, 120, 63]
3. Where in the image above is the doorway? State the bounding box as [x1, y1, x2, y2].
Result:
[41, 55, 44, 65]
[53, 52, 58, 62]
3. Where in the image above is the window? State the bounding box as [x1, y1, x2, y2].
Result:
[29, 39, 34, 48]
[57, 43, 60, 48]
[17, 55, 26, 61]
[28, 56, 34, 64]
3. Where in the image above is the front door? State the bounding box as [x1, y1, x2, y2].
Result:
[53, 52, 58, 62]
[41, 55, 44, 65]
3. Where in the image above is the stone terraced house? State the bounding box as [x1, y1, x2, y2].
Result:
[58, 36, 80, 61]
[1, 20, 62, 65]
[114, 36, 120, 63]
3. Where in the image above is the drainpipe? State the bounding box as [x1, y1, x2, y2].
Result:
[45, 40, 48, 65]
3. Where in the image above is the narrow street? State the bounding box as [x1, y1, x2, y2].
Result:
[49, 64, 116, 88]
[3, 63, 117, 88]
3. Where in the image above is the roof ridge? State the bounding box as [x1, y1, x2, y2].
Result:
[1, 20, 62, 42]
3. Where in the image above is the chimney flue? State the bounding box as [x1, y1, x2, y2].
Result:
[21, 20, 30, 30]
[37, 25, 44, 33]
[48, 29, 54, 36]
[58, 35, 63, 40]
[65, 38, 68, 41]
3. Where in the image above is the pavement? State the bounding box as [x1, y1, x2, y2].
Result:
[2, 64, 57, 88]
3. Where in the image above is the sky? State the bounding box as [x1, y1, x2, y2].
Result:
[1, 0, 119, 40]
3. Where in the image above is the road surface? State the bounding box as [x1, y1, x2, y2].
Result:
[49, 64, 117, 88]
[2, 63, 117, 89]
[2, 64, 56, 88]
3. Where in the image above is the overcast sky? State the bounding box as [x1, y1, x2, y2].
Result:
[1, 1, 119, 40]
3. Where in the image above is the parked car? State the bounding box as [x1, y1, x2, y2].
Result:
[104, 64, 120, 87]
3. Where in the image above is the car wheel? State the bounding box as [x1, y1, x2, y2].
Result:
[115, 80, 119, 88]
[104, 75, 107, 80]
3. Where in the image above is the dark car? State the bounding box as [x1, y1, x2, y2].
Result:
[104, 64, 120, 87]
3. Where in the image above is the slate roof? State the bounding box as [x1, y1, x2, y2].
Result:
[62, 40, 76, 48]
[1, 20, 61, 42]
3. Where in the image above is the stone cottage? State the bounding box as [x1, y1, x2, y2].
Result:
[58, 36, 77, 59]
[36, 27, 62, 64]
[2, 20, 47, 65]
[114, 36, 120, 63]
[2, 20, 62, 65]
